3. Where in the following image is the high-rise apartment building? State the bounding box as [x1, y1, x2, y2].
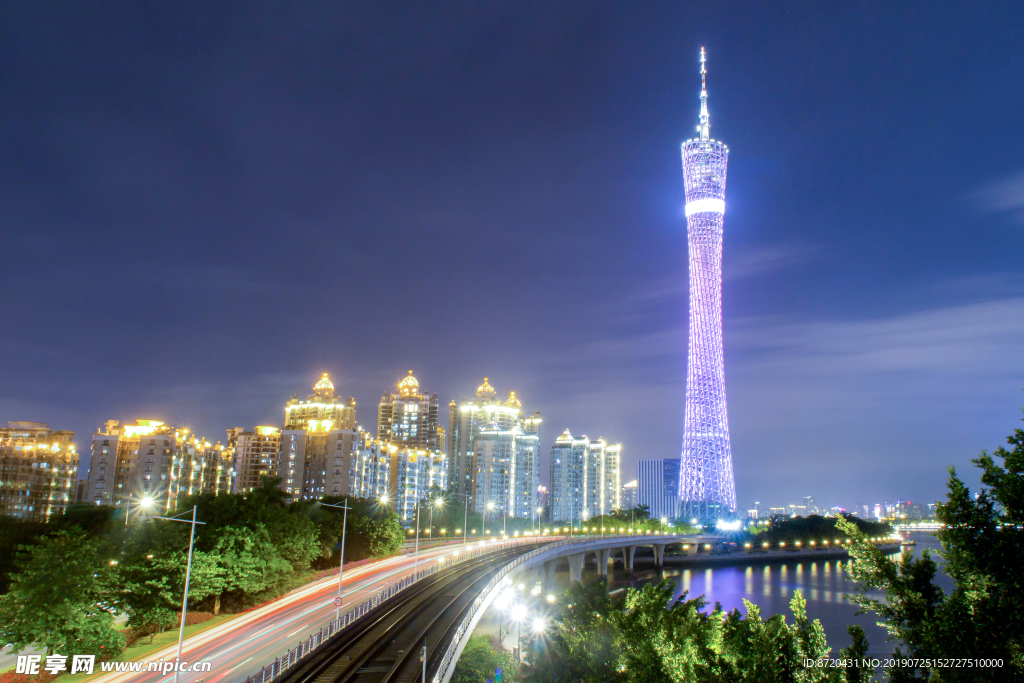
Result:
[285, 374, 356, 430]
[83, 419, 230, 511]
[0, 422, 78, 522]
[277, 375, 365, 502]
[387, 445, 448, 522]
[350, 437, 390, 501]
[621, 480, 638, 510]
[549, 430, 621, 522]
[584, 438, 621, 518]
[377, 371, 441, 450]
[448, 378, 540, 512]
[636, 458, 680, 520]
[227, 426, 281, 493]
[550, 431, 587, 523]
[678, 49, 737, 519]
[472, 413, 541, 519]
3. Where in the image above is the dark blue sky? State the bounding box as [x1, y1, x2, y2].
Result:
[2, 2, 1022, 511]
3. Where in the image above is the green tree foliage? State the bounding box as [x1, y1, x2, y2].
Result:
[0, 529, 125, 657]
[524, 579, 870, 683]
[304, 495, 404, 567]
[764, 514, 891, 544]
[451, 635, 517, 683]
[837, 408, 1024, 681]
[0, 504, 123, 593]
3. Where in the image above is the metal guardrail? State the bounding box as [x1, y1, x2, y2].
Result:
[241, 537, 537, 683]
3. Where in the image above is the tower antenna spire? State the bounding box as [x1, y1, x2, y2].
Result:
[698, 47, 710, 141]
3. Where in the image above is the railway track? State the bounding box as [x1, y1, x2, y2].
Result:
[278, 542, 543, 683]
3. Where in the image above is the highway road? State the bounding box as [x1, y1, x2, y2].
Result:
[89, 538, 545, 683]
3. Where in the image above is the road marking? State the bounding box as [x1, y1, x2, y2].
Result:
[287, 627, 305, 637]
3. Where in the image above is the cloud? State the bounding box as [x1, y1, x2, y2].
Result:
[972, 170, 1024, 223]
[540, 295, 1024, 506]
[724, 244, 821, 281]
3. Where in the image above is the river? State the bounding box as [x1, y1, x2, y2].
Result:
[610, 531, 948, 655]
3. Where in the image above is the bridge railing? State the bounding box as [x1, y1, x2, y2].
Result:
[431, 534, 678, 683]
[241, 536, 541, 683]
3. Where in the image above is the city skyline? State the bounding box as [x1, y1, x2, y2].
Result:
[3, 4, 1023, 510]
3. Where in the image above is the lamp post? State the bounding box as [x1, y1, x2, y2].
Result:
[450, 492, 470, 550]
[660, 517, 667, 535]
[413, 500, 422, 573]
[428, 496, 444, 542]
[485, 501, 495, 537]
[152, 506, 206, 683]
[320, 500, 351, 620]
[124, 493, 155, 526]
[535, 507, 542, 534]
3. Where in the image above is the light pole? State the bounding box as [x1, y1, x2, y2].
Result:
[535, 507, 542, 534]
[511, 603, 527, 661]
[660, 517, 667, 535]
[450, 492, 470, 550]
[485, 501, 495, 537]
[320, 500, 351, 620]
[124, 493, 154, 526]
[413, 500, 421, 573]
[151, 506, 206, 683]
[428, 496, 443, 542]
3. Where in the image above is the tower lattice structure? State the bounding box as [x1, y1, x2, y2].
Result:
[678, 48, 737, 519]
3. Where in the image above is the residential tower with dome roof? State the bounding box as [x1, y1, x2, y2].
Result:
[376, 370, 442, 451]
[448, 377, 542, 516]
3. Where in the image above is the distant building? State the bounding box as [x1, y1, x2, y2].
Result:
[473, 415, 541, 519]
[768, 507, 786, 517]
[448, 378, 540, 513]
[635, 458, 679, 520]
[277, 374, 365, 502]
[620, 480, 638, 510]
[0, 422, 78, 522]
[284, 373, 356, 431]
[550, 431, 621, 522]
[228, 426, 281, 493]
[83, 419, 230, 512]
[388, 445, 447, 522]
[550, 431, 588, 523]
[351, 438, 390, 501]
[584, 438, 621, 518]
[377, 371, 441, 451]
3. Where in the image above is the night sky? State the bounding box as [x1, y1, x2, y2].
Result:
[2, 3, 1023, 511]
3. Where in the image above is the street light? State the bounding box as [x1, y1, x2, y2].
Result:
[151, 506, 206, 683]
[449, 491, 471, 550]
[428, 496, 444, 542]
[660, 517, 667, 534]
[510, 603, 527, 661]
[124, 493, 155, 526]
[486, 501, 495, 536]
[320, 500, 351, 620]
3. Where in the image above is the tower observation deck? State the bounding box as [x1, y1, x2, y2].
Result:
[678, 48, 737, 519]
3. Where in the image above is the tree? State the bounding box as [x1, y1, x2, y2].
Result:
[837, 407, 1024, 682]
[0, 529, 125, 657]
[522, 579, 870, 683]
[451, 635, 516, 683]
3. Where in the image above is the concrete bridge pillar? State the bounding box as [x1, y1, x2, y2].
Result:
[568, 553, 585, 583]
[543, 560, 556, 593]
[653, 544, 665, 568]
[623, 546, 636, 571]
[596, 548, 611, 576]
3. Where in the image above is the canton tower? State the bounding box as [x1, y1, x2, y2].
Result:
[678, 48, 737, 519]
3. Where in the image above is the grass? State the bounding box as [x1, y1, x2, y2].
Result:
[56, 615, 234, 683]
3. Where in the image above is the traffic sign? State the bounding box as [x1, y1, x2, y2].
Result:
[334, 597, 343, 607]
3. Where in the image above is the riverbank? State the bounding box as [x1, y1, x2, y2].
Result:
[651, 542, 901, 569]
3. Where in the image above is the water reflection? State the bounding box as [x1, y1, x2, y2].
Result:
[612, 531, 944, 651]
